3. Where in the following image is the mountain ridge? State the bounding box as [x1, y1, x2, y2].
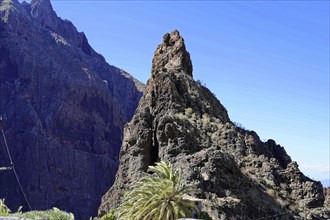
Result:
[0, 0, 143, 219]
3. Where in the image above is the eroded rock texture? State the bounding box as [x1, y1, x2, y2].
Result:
[0, 0, 143, 219]
[99, 30, 328, 219]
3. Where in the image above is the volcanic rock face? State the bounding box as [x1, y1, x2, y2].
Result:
[99, 30, 327, 219]
[0, 0, 142, 219]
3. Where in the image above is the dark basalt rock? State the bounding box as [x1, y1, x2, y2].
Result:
[0, 0, 143, 219]
[99, 30, 328, 219]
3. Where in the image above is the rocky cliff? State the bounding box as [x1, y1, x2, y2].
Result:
[99, 30, 329, 219]
[0, 0, 143, 219]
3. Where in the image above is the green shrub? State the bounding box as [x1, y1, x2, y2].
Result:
[0, 198, 10, 216]
[15, 207, 74, 220]
[185, 107, 193, 115]
[100, 210, 116, 220]
[0, 198, 74, 219]
[174, 112, 185, 120]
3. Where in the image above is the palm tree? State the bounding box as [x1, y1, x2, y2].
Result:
[118, 161, 199, 220]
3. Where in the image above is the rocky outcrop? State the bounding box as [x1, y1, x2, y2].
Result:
[99, 30, 327, 219]
[0, 0, 143, 219]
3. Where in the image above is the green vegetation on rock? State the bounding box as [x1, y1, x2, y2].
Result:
[0, 198, 10, 216]
[99, 210, 117, 220]
[15, 207, 74, 220]
[117, 161, 199, 220]
[0, 199, 74, 220]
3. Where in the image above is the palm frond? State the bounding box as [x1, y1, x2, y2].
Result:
[118, 161, 199, 220]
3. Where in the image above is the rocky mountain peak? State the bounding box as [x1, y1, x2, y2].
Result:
[140, 30, 229, 124]
[152, 30, 193, 77]
[99, 30, 328, 219]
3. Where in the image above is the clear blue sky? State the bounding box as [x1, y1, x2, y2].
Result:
[26, 1, 330, 181]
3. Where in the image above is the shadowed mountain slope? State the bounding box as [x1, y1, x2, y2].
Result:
[0, 0, 143, 219]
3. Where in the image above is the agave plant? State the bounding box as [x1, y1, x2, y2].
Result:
[118, 161, 199, 220]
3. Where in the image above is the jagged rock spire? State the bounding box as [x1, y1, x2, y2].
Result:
[152, 30, 193, 77]
[99, 30, 326, 219]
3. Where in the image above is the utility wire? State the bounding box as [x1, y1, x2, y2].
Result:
[0, 115, 32, 211]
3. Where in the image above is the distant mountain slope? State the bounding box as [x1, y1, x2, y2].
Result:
[99, 30, 329, 219]
[0, 0, 143, 219]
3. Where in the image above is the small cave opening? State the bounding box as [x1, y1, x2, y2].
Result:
[150, 143, 159, 166]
